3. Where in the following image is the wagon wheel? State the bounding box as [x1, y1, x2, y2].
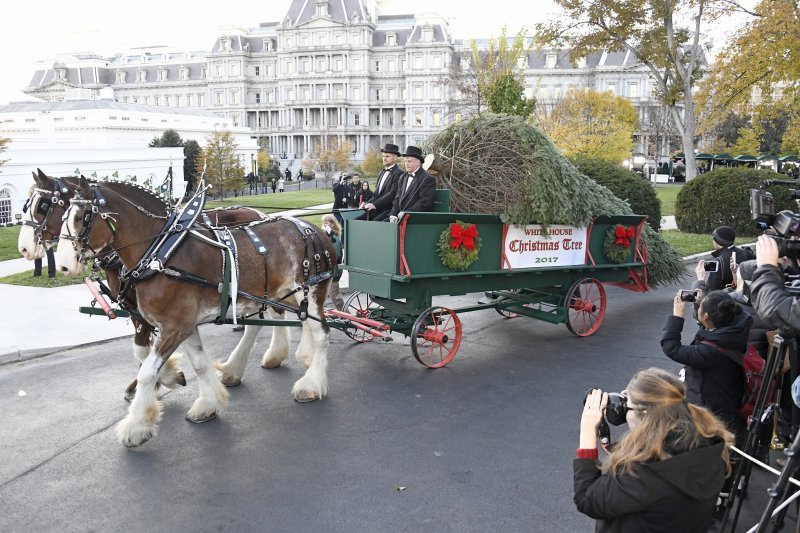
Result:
[411, 306, 462, 369]
[342, 292, 382, 343]
[565, 278, 607, 337]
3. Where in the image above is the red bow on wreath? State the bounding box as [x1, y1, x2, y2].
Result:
[615, 226, 635, 249]
[450, 223, 478, 251]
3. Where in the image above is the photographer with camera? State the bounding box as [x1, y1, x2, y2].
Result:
[331, 173, 349, 225]
[751, 234, 800, 334]
[575, 368, 734, 532]
[661, 290, 751, 435]
[703, 226, 752, 292]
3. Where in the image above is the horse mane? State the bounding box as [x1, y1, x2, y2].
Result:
[97, 180, 171, 214]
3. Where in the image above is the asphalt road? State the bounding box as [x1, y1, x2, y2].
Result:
[0, 276, 792, 532]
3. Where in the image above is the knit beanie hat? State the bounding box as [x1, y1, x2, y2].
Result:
[712, 226, 736, 247]
[737, 259, 758, 282]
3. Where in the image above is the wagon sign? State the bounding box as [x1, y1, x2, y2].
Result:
[502, 225, 588, 270]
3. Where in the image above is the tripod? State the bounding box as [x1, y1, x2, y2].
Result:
[721, 332, 791, 532]
[756, 427, 800, 532]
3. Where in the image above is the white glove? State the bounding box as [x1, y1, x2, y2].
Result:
[389, 215, 398, 223]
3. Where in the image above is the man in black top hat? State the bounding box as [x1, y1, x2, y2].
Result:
[361, 143, 403, 221]
[389, 145, 436, 222]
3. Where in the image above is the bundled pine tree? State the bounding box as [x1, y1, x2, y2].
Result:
[425, 113, 684, 287]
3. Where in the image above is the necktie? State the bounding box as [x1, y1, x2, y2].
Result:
[406, 173, 415, 192]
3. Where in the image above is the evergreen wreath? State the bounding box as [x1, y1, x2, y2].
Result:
[604, 224, 635, 263]
[438, 220, 481, 271]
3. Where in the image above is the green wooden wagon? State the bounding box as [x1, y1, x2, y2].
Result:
[326, 191, 650, 368]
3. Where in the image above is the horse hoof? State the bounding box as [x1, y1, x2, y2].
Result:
[123, 434, 153, 448]
[293, 390, 319, 403]
[175, 371, 187, 387]
[123, 390, 135, 403]
[186, 412, 217, 424]
[261, 361, 282, 369]
[221, 376, 241, 388]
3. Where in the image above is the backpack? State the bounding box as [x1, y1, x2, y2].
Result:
[701, 340, 776, 420]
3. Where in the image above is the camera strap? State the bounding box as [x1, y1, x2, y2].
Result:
[700, 340, 744, 366]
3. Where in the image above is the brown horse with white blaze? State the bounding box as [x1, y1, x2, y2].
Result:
[56, 177, 334, 447]
[19, 170, 268, 401]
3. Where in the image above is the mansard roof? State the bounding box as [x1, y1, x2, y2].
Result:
[285, 0, 369, 26]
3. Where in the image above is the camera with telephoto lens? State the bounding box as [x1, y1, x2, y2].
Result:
[750, 183, 800, 258]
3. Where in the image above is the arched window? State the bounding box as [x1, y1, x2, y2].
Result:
[0, 189, 11, 225]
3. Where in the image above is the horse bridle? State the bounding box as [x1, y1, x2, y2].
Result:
[22, 178, 71, 247]
[61, 185, 117, 263]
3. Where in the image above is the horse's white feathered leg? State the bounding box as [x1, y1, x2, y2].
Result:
[183, 329, 229, 422]
[216, 325, 261, 386]
[116, 351, 163, 447]
[262, 307, 291, 368]
[292, 287, 329, 402]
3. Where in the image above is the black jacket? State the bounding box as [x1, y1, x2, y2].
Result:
[574, 440, 726, 532]
[371, 165, 403, 220]
[730, 291, 773, 358]
[707, 246, 751, 292]
[661, 312, 751, 430]
[750, 264, 800, 336]
[390, 168, 436, 217]
[332, 181, 348, 210]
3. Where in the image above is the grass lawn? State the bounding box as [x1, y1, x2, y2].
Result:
[205, 188, 334, 212]
[0, 225, 22, 261]
[661, 229, 712, 257]
[0, 268, 90, 287]
[653, 183, 682, 216]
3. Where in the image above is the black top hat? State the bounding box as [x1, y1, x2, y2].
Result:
[402, 145, 425, 163]
[380, 143, 401, 156]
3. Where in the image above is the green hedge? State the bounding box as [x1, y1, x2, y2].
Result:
[570, 157, 663, 231]
[675, 168, 794, 236]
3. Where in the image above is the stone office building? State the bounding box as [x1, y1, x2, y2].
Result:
[23, 0, 682, 169]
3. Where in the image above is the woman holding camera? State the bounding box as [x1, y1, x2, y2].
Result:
[575, 368, 734, 532]
[661, 290, 751, 434]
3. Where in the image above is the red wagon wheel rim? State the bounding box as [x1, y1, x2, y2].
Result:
[343, 292, 380, 343]
[566, 279, 606, 337]
[411, 306, 462, 368]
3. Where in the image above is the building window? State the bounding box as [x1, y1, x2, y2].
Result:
[375, 88, 382, 101]
[287, 88, 295, 100]
[388, 87, 395, 100]
[121, 116, 130, 121]
[198, 94, 205, 106]
[554, 86, 562, 99]
[432, 84, 441, 100]
[387, 60, 396, 72]
[180, 67, 189, 80]
[546, 54, 557, 68]
[414, 84, 423, 100]
[375, 113, 381, 126]
[231, 91, 239, 104]
[387, 33, 396, 46]
[432, 54, 442, 69]
[164, 95, 170, 107]
[230, 63, 239, 76]
[413, 55, 423, 69]
[318, 58, 326, 71]
[353, 57, 360, 71]
[255, 92, 261, 104]
[254, 65, 260, 77]
[215, 65, 222, 77]
[374, 60, 381, 72]
[0, 189, 11, 225]
[335, 58, 343, 71]
[629, 83, 639, 98]
[216, 91, 223, 105]
[415, 111, 423, 126]
[201, 67, 208, 79]
[175, 95, 182, 106]
[116, 71, 126, 83]
[301, 59, 310, 72]
[433, 111, 441, 127]
[268, 91, 274, 103]
[335, 85, 343, 98]
[538, 87, 548, 99]
[607, 82, 616, 94]
[401, 87, 407, 100]
[353, 86, 361, 100]
[265, 39, 273, 52]
[158, 69, 167, 81]
[137, 70, 146, 82]
[186, 94, 193, 106]
[353, 112, 360, 126]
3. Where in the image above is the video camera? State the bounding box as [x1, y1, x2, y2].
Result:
[583, 390, 631, 426]
[750, 180, 800, 258]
